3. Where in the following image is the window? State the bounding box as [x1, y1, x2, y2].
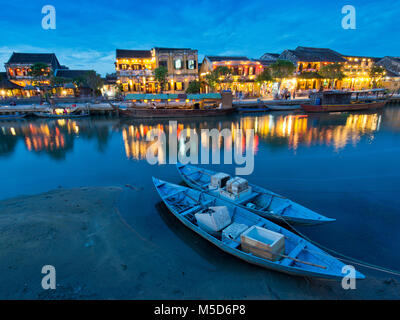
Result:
[159, 60, 168, 69]
[175, 82, 183, 91]
[187, 60, 196, 70]
[174, 59, 183, 70]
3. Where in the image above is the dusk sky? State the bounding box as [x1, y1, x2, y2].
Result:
[0, 0, 399, 75]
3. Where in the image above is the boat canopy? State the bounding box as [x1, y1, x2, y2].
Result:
[125, 93, 222, 101]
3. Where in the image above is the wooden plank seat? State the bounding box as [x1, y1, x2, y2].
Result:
[280, 242, 306, 267]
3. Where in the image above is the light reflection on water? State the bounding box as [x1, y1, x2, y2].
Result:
[0, 108, 390, 159]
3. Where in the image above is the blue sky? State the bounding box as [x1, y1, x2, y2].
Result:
[0, 0, 398, 75]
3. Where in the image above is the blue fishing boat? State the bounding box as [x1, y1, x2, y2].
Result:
[153, 177, 364, 280]
[0, 113, 26, 120]
[176, 163, 335, 225]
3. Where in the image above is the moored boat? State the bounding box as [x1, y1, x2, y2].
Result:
[153, 177, 364, 280]
[302, 90, 387, 113]
[119, 106, 236, 118]
[0, 113, 26, 120]
[33, 110, 90, 118]
[176, 163, 335, 225]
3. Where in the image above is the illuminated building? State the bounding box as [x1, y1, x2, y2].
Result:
[153, 47, 199, 93]
[376, 56, 400, 91]
[53, 69, 94, 96]
[199, 56, 266, 96]
[279, 47, 347, 90]
[0, 72, 24, 97]
[5, 52, 63, 88]
[116, 47, 199, 94]
[341, 56, 381, 90]
[115, 49, 156, 93]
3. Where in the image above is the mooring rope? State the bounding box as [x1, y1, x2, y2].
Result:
[278, 215, 400, 277]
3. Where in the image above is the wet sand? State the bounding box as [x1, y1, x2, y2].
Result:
[0, 186, 399, 300]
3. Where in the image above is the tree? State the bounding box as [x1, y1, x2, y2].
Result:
[256, 68, 273, 83]
[269, 60, 296, 89]
[154, 66, 168, 93]
[318, 63, 345, 89]
[186, 81, 201, 94]
[369, 65, 386, 88]
[83, 71, 104, 97]
[205, 66, 232, 92]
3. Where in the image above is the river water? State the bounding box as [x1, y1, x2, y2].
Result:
[1, 105, 400, 289]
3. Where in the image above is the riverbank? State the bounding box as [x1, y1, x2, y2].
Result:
[0, 186, 399, 299]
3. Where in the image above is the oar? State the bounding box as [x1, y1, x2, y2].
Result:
[228, 236, 327, 270]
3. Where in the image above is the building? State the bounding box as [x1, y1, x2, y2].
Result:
[259, 53, 280, 62]
[0, 72, 24, 98]
[115, 47, 199, 94]
[279, 46, 346, 90]
[341, 55, 381, 90]
[115, 49, 156, 93]
[199, 56, 265, 96]
[54, 69, 94, 96]
[5, 52, 63, 87]
[152, 47, 198, 93]
[376, 56, 400, 91]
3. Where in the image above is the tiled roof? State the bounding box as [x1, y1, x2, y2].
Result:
[206, 56, 251, 62]
[6, 52, 61, 69]
[281, 47, 346, 62]
[54, 69, 92, 79]
[116, 49, 152, 59]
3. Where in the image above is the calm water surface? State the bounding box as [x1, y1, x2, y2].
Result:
[1, 106, 400, 280]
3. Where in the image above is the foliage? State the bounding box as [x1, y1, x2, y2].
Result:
[205, 66, 232, 92]
[270, 60, 296, 80]
[369, 65, 386, 88]
[186, 81, 201, 94]
[28, 63, 51, 80]
[154, 66, 168, 92]
[255, 68, 273, 83]
[297, 71, 323, 79]
[318, 63, 345, 88]
[83, 71, 104, 96]
[50, 76, 69, 87]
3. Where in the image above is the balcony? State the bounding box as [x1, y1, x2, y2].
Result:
[117, 70, 154, 77]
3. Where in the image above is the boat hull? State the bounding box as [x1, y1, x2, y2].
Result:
[301, 100, 386, 113]
[153, 178, 364, 280]
[119, 107, 236, 118]
[176, 164, 335, 226]
[33, 112, 90, 118]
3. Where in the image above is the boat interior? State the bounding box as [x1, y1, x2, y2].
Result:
[154, 180, 329, 271]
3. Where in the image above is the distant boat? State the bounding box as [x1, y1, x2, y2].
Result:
[302, 90, 387, 113]
[267, 105, 301, 111]
[0, 113, 26, 120]
[176, 163, 335, 225]
[153, 177, 365, 280]
[33, 111, 90, 118]
[118, 106, 236, 118]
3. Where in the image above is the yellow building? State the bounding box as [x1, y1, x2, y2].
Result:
[115, 49, 157, 93]
[376, 56, 400, 91]
[153, 47, 199, 93]
[115, 47, 199, 94]
[341, 56, 381, 90]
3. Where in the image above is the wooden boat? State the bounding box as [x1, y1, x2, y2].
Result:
[119, 106, 236, 118]
[153, 177, 365, 280]
[302, 90, 387, 113]
[0, 113, 26, 120]
[176, 163, 335, 225]
[33, 111, 90, 118]
[267, 105, 301, 111]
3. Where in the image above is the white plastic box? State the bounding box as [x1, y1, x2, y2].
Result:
[210, 173, 231, 189]
[195, 206, 231, 233]
[240, 226, 285, 261]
